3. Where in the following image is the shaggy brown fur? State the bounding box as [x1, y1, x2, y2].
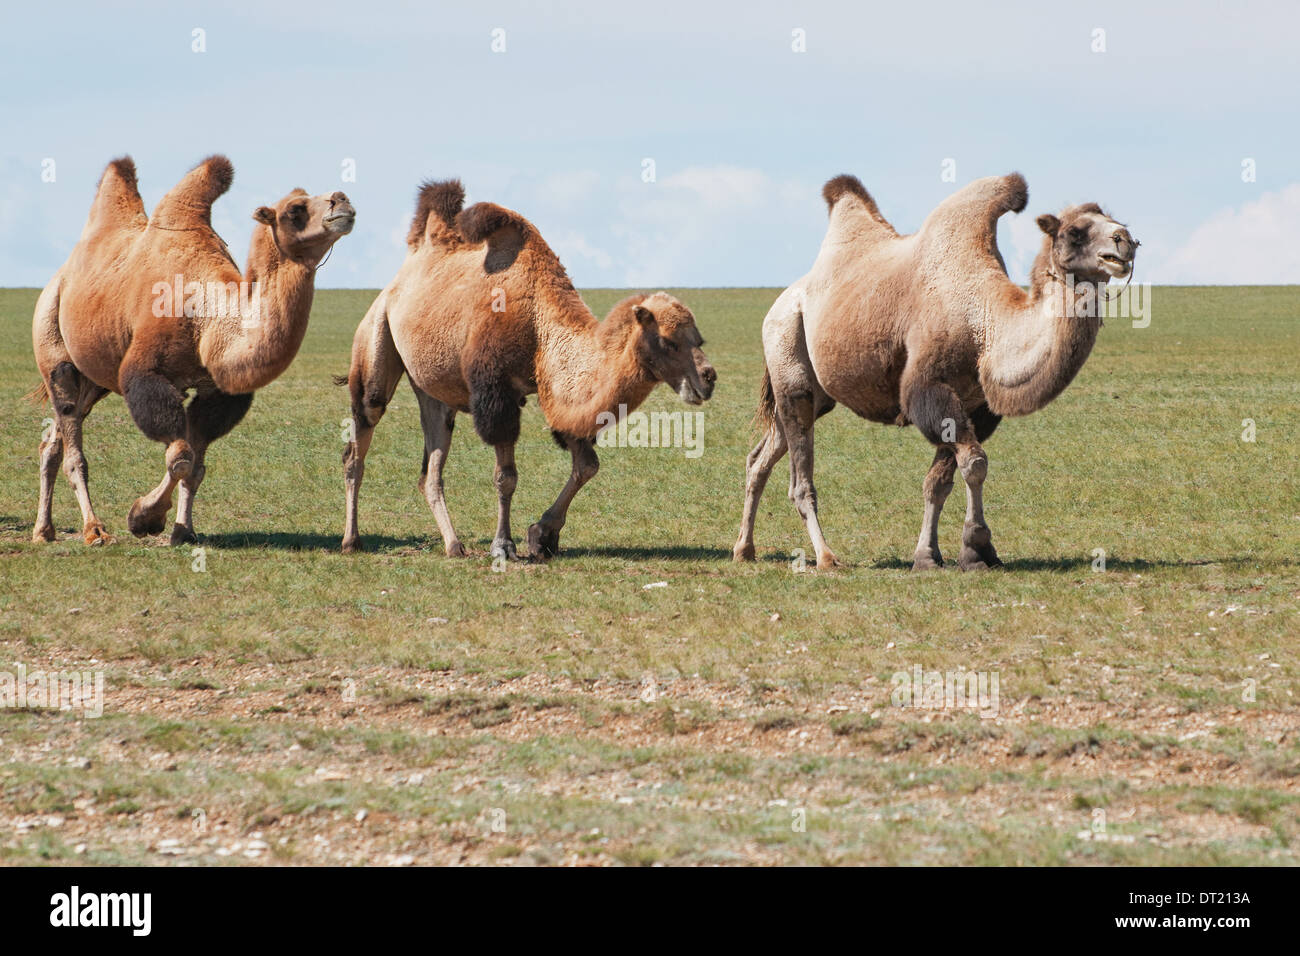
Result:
[30, 155, 355, 546]
[735, 172, 1138, 571]
[341, 179, 717, 560]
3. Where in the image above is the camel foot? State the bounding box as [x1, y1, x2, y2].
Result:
[83, 521, 115, 546]
[127, 498, 169, 538]
[733, 542, 756, 563]
[32, 523, 56, 543]
[816, 552, 842, 571]
[341, 535, 363, 554]
[911, 550, 944, 572]
[959, 523, 1002, 571]
[169, 523, 197, 547]
[490, 537, 518, 561]
[445, 540, 467, 558]
[526, 523, 560, 560]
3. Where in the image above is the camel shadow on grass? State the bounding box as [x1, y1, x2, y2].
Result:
[202, 530, 428, 553]
[868, 554, 1291, 573]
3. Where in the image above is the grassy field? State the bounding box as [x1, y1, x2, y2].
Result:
[1, 285, 1298, 866]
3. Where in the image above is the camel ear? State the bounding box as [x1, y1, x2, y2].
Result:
[1036, 214, 1060, 237]
[633, 305, 656, 328]
[253, 206, 276, 226]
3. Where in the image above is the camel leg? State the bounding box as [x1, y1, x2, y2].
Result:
[526, 437, 598, 560]
[732, 425, 789, 561]
[120, 367, 195, 538]
[490, 443, 519, 560]
[33, 362, 112, 545]
[957, 441, 1002, 571]
[912, 447, 956, 571]
[170, 389, 253, 545]
[341, 298, 405, 554]
[412, 386, 465, 557]
[775, 390, 839, 569]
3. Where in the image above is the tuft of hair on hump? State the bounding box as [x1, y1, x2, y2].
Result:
[822, 174, 875, 214]
[456, 202, 524, 245]
[1001, 172, 1029, 215]
[102, 156, 138, 192]
[407, 179, 465, 248]
[196, 154, 234, 197]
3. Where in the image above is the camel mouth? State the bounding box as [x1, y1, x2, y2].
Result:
[324, 213, 356, 234]
[678, 380, 707, 405]
[1098, 253, 1131, 277]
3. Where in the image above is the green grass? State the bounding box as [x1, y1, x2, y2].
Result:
[0, 285, 1297, 865]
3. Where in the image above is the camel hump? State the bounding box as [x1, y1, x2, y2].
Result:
[407, 179, 466, 249]
[822, 173, 898, 235]
[456, 202, 530, 244]
[86, 156, 146, 232]
[150, 155, 234, 229]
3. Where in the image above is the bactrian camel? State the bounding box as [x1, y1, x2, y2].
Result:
[30, 155, 355, 545]
[340, 179, 716, 559]
[734, 173, 1138, 570]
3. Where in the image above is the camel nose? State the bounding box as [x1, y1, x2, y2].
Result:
[700, 362, 717, 398]
[1112, 227, 1137, 259]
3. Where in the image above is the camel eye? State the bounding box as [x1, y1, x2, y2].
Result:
[1067, 226, 1087, 243]
[284, 203, 309, 228]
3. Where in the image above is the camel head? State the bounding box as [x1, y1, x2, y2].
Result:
[253, 189, 355, 266]
[1036, 203, 1138, 284]
[629, 292, 717, 406]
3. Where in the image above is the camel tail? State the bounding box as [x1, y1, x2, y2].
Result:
[24, 381, 49, 406]
[756, 364, 777, 431]
[407, 179, 466, 249]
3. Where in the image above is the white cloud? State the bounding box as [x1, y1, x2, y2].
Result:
[1155, 185, 1300, 284]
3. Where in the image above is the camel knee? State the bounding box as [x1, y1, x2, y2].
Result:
[575, 455, 598, 485]
[791, 479, 819, 518]
[958, 447, 988, 485]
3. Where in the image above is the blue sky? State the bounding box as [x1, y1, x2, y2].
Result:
[2, 0, 1297, 288]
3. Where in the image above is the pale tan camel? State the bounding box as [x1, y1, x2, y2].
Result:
[734, 173, 1138, 570]
[30, 155, 354, 545]
[340, 179, 716, 558]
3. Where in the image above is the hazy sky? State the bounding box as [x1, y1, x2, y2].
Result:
[2, 1, 1297, 288]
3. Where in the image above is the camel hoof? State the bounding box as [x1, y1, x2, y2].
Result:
[445, 540, 467, 558]
[84, 522, 115, 546]
[32, 524, 56, 543]
[341, 536, 363, 554]
[958, 548, 1004, 572]
[526, 523, 560, 560]
[733, 542, 756, 562]
[816, 552, 842, 570]
[169, 523, 197, 547]
[490, 538, 518, 561]
[127, 499, 167, 538]
[911, 552, 944, 571]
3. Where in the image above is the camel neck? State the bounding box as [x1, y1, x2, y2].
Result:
[977, 267, 1103, 418]
[536, 301, 657, 438]
[202, 228, 317, 394]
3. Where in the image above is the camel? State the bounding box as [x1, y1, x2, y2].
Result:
[340, 179, 716, 559]
[733, 172, 1138, 571]
[30, 155, 354, 546]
